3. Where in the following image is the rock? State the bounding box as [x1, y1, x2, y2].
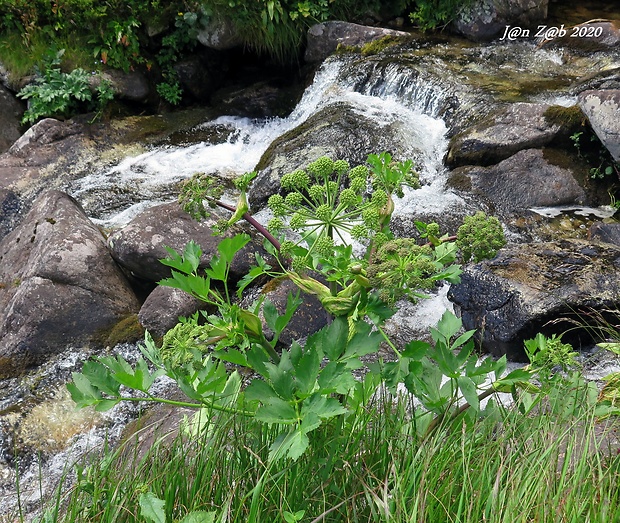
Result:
[543, 21, 620, 51]
[196, 14, 243, 50]
[138, 286, 209, 338]
[0, 84, 23, 154]
[452, 0, 549, 42]
[108, 202, 274, 283]
[578, 89, 620, 163]
[446, 103, 566, 167]
[173, 54, 222, 102]
[0, 191, 140, 378]
[211, 80, 301, 119]
[98, 69, 151, 103]
[304, 21, 410, 63]
[0, 189, 21, 241]
[7, 118, 82, 159]
[250, 101, 423, 210]
[589, 222, 620, 246]
[448, 149, 587, 216]
[448, 239, 620, 361]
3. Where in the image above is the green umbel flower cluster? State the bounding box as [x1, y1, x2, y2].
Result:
[267, 156, 396, 262]
[456, 211, 506, 263]
[366, 238, 439, 304]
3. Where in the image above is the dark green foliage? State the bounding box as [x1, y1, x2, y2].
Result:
[17, 49, 114, 123]
[409, 0, 474, 30]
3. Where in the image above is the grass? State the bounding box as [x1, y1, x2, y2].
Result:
[21, 379, 620, 523]
[0, 31, 95, 83]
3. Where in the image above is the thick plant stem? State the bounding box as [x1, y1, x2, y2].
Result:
[207, 197, 281, 250]
[122, 395, 256, 417]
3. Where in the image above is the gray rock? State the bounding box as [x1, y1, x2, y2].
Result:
[578, 89, 620, 163]
[108, 202, 274, 283]
[98, 69, 151, 103]
[589, 222, 620, 246]
[543, 21, 620, 51]
[0, 189, 21, 241]
[8, 118, 82, 159]
[452, 0, 549, 42]
[449, 149, 587, 216]
[250, 101, 421, 210]
[0, 84, 23, 154]
[0, 190, 140, 378]
[448, 239, 620, 360]
[305, 21, 409, 63]
[138, 285, 209, 338]
[196, 15, 243, 50]
[446, 103, 563, 167]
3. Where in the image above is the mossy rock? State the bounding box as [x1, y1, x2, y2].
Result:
[101, 314, 145, 347]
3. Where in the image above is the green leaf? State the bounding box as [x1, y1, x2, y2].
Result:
[179, 511, 216, 523]
[81, 360, 120, 396]
[458, 375, 480, 412]
[402, 340, 430, 360]
[255, 398, 298, 424]
[139, 492, 166, 523]
[317, 362, 354, 395]
[295, 349, 320, 396]
[431, 310, 462, 343]
[67, 372, 102, 408]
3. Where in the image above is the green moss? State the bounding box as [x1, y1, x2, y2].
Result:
[103, 314, 145, 347]
[543, 105, 586, 130]
[360, 35, 406, 56]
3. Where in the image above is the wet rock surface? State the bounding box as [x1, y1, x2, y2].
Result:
[446, 103, 565, 167]
[578, 89, 620, 163]
[448, 239, 620, 360]
[305, 21, 410, 63]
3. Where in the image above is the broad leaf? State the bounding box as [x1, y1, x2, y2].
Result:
[139, 492, 166, 523]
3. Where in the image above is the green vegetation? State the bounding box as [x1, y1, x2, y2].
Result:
[10, 152, 620, 521]
[570, 129, 620, 180]
[17, 49, 114, 123]
[0, 0, 475, 114]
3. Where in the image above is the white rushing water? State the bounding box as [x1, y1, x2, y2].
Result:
[69, 55, 456, 228]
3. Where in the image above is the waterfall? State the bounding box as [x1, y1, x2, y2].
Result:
[69, 55, 456, 228]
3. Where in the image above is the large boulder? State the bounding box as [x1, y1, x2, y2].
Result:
[448, 148, 588, 216]
[305, 21, 410, 63]
[452, 0, 549, 42]
[448, 239, 620, 361]
[0, 191, 140, 378]
[446, 103, 567, 168]
[196, 14, 243, 50]
[108, 202, 274, 283]
[578, 90, 620, 163]
[250, 101, 425, 209]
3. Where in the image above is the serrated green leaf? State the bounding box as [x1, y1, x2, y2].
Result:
[458, 375, 480, 412]
[139, 492, 166, 523]
[295, 349, 320, 396]
[317, 362, 353, 395]
[212, 349, 247, 367]
[402, 340, 430, 360]
[94, 399, 120, 412]
[81, 360, 120, 396]
[68, 372, 102, 406]
[245, 379, 278, 403]
[255, 398, 298, 424]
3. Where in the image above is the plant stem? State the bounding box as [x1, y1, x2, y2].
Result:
[207, 197, 281, 250]
[121, 395, 256, 417]
[375, 323, 402, 359]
